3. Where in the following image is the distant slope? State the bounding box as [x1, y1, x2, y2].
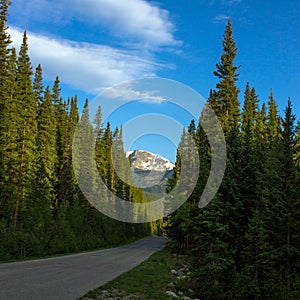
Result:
[126, 150, 175, 195]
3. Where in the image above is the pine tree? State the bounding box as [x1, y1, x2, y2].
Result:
[52, 76, 62, 108]
[241, 206, 278, 299]
[213, 18, 240, 135]
[267, 89, 281, 140]
[296, 121, 300, 168]
[61, 95, 79, 208]
[279, 99, 300, 296]
[0, 50, 16, 225]
[255, 102, 267, 141]
[99, 122, 114, 192]
[33, 64, 44, 106]
[112, 127, 127, 200]
[173, 19, 242, 298]
[204, 21, 242, 278]
[36, 86, 57, 210]
[166, 130, 185, 251]
[238, 88, 281, 298]
[10, 31, 38, 230]
[23, 85, 57, 254]
[240, 84, 260, 240]
[264, 91, 284, 253]
[166, 128, 197, 252]
[0, 0, 11, 102]
[241, 83, 259, 137]
[0, 0, 12, 222]
[93, 105, 103, 140]
[52, 78, 69, 211]
[74, 99, 95, 201]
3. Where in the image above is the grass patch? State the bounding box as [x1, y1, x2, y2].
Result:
[80, 247, 187, 300]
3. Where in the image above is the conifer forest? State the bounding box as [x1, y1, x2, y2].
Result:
[0, 1, 299, 299]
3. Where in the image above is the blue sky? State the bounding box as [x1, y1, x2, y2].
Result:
[7, 0, 300, 161]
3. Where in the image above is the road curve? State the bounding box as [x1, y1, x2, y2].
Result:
[0, 236, 168, 300]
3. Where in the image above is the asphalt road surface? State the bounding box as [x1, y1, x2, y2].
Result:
[0, 236, 168, 300]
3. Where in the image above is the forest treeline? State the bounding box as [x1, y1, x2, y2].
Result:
[167, 19, 300, 299]
[0, 0, 151, 260]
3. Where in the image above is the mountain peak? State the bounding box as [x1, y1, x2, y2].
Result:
[126, 150, 175, 172]
[126, 150, 175, 192]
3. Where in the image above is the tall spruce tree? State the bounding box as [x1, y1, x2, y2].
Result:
[166, 126, 200, 252]
[74, 99, 95, 202]
[11, 31, 37, 230]
[171, 19, 242, 298]
[279, 99, 300, 296]
[52, 78, 69, 211]
[240, 84, 260, 234]
[36, 86, 57, 210]
[296, 121, 300, 168]
[0, 0, 11, 222]
[267, 89, 281, 140]
[212, 18, 240, 135]
[33, 64, 44, 107]
[64, 96, 79, 206]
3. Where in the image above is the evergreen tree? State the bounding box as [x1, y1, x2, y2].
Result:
[113, 127, 127, 201]
[213, 18, 240, 135]
[296, 121, 300, 168]
[0, 0, 11, 222]
[241, 206, 279, 299]
[0, 0, 11, 105]
[99, 122, 114, 192]
[10, 31, 37, 229]
[0, 0, 10, 78]
[239, 84, 260, 241]
[241, 83, 259, 137]
[201, 19, 242, 296]
[166, 127, 199, 252]
[267, 89, 281, 140]
[74, 99, 95, 201]
[61, 95, 79, 208]
[33, 64, 44, 106]
[0, 47, 16, 225]
[255, 102, 267, 141]
[36, 86, 57, 211]
[52, 76, 62, 108]
[93, 105, 103, 140]
[52, 78, 69, 211]
[279, 99, 300, 296]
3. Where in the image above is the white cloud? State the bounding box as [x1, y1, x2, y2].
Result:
[10, 0, 180, 49]
[8, 1, 180, 95]
[105, 83, 167, 103]
[9, 27, 161, 94]
[74, 0, 180, 48]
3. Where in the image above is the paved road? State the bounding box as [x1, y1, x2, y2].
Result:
[0, 236, 168, 300]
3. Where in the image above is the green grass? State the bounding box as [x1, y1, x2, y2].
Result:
[80, 247, 186, 300]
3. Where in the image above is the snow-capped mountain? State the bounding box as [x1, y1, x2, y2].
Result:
[126, 150, 175, 172]
[126, 150, 175, 193]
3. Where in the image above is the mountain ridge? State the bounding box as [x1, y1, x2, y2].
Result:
[126, 150, 175, 171]
[126, 150, 175, 193]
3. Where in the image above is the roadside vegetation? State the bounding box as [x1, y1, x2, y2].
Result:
[81, 245, 197, 300]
